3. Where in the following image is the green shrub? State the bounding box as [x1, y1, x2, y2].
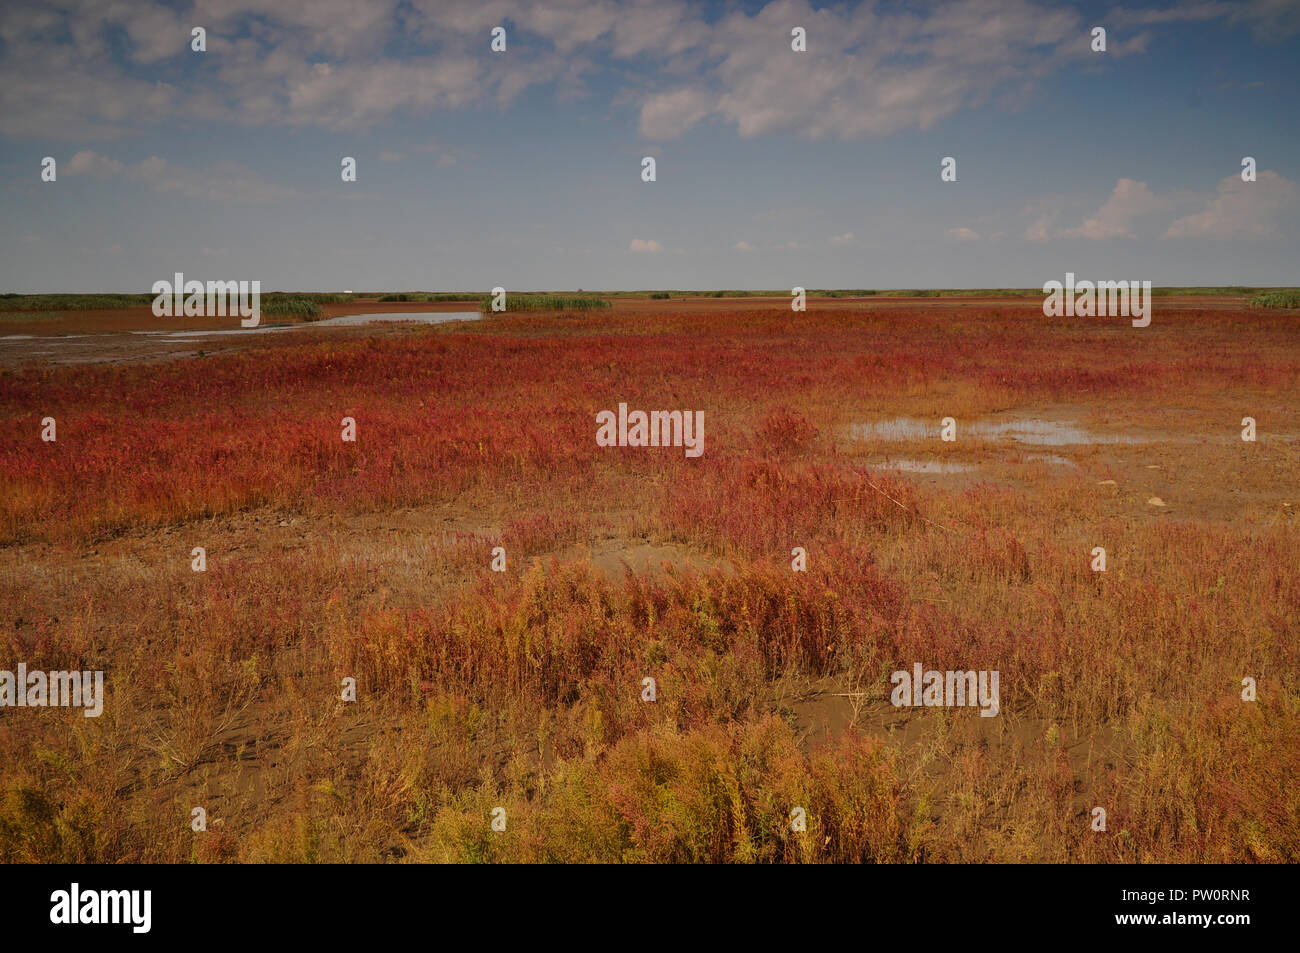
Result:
[1250, 292, 1300, 309]
[0, 293, 152, 311]
[261, 295, 322, 319]
[476, 295, 611, 313]
[377, 293, 479, 302]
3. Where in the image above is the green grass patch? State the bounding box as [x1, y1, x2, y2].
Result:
[1250, 291, 1300, 309]
[476, 295, 611, 313]
[0, 294, 153, 311]
[261, 295, 323, 319]
[292, 293, 353, 305]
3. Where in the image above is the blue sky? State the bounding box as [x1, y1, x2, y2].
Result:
[2, 0, 1298, 292]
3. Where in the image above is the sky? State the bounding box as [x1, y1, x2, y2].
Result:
[1, 0, 1298, 292]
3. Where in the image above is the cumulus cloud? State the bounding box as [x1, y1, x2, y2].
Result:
[636, 0, 1133, 140]
[829, 232, 855, 245]
[1163, 171, 1298, 239]
[0, 0, 1155, 140]
[1024, 216, 1053, 242]
[734, 241, 754, 252]
[64, 150, 125, 177]
[1062, 178, 1166, 239]
[1018, 171, 1298, 243]
[0, 0, 1290, 150]
[638, 87, 717, 141]
[945, 226, 980, 241]
[0, 0, 582, 136]
[629, 238, 662, 253]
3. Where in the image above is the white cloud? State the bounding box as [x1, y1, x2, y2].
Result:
[638, 87, 717, 140]
[634, 0, 1134, 140]
[0, 0, 1273, 145]
[1025, 216, 1054, 242]
[629, 238, 662, 253]
[0, 0, 1144, 141]
[829, 232, 855, 245]
[734, 240, 754, 252]
[1062, 178, 1166, 239]
[0, 0, 580, 136]
[64, 150, 124, 177]
[1018, 171, 1299, 243]
[1163, 171, 1298, 239]
[945, 226, 980, 241]
[116, 3, 188, 65]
